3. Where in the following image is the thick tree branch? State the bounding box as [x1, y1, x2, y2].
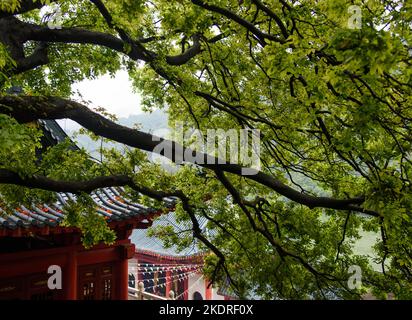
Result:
[25, 20, 150, 61]
[28, 22, 204, 66]
[0, 16, 204, 68]
[0, 94, 374, 215]
[166, 33, 202, 66]
[0, 169, 132, 194]
[14, 42, 49, 74]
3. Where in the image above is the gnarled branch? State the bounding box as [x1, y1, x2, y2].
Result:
[0, 95, 374, 215]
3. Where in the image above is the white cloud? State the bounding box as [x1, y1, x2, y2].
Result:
[72, 70, 142, 118]
[59, 70, 143, 132]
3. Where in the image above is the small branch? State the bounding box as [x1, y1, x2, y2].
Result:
[335, 212, 350, 262]
[191, 0, 285, 45]
[251, 0, 289, 39]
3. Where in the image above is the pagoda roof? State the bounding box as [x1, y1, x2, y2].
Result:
[0, 119, 212, 260]
[0, 186, 176, 237]
[130, 211, 216, 257]
[0, 120, 176, 237]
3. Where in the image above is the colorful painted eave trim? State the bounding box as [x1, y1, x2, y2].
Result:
[135, 248, 205, 262]
[0, 187, 174, 237]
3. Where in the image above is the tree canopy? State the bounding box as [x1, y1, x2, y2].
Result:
[0, 0, 411, 299]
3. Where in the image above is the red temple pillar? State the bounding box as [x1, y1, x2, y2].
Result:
[205, 279, 212, 300]
[118, 243, 135, 300]
[118, 257, 129, 300]
[65, 249, 77, 300]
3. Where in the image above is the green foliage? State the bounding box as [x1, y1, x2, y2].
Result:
[61, 195, 116, 249]
[0, 0, 411, 299]
[126, 0, 412, 299]
[0, 0, 21, 13]
[0, 115, 41, 175]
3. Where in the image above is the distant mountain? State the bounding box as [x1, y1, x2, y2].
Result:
[66, 109, 169, 156]
[118, 109, 168, 132]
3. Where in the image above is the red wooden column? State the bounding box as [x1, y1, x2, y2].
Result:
[118, 257, 129, 300]
[65, 249, 77, 300]
[205, 279, 212, 300]
[118, 243, 134, 300]
[165, 270, 172, 298]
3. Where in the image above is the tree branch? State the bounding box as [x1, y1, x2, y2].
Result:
[14, 42, 49, 74]
[191, 0, 285, 45]
[0, 168, 132, 194]
[214, 169, 340, 281]
[0, 94, 375, 215]
[251, 0, 289, 39]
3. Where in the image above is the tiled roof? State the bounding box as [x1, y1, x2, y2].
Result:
[130, 213, 212, 257]
[0, 118, 211, 262]
[0, 187, 167, 236]
[39, 119, 70, 144]
[0, 119, 180, 237]
[38, 119, 79, 152]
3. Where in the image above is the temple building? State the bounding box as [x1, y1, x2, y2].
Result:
[0, 120, 234, 300]
[0, 186, 158, 300]
[128, 213, 232, 300]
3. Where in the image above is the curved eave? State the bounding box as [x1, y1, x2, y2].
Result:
[135, 248, 205, 264]
[0, 212, 159, 238]
[0, 186, 170, 238]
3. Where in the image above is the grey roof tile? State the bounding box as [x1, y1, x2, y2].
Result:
[0, 187, 156, 231]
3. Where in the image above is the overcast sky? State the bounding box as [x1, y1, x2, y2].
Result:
[58, 70, 143, 132]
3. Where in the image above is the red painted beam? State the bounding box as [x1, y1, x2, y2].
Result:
[0, 254, 67, 279]
[77, 247, 119, 266]
[0, 216, 153, 239]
